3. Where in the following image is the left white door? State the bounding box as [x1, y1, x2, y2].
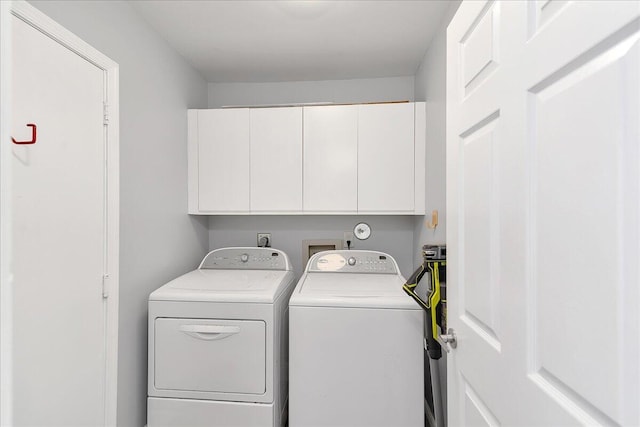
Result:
[11, 12, 108, 426]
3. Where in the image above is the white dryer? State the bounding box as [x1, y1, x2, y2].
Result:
[148, 247, 296, 427]
[289, 250, 424, 427]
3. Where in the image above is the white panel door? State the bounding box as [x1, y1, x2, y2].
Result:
[250, 107, 302, 212]
[303, 105, 358, 212]
[358, 103, 415, 212]
[11, 14, 108, 426]
[198, 109, 250, 212]
[447, 1, 639, 425]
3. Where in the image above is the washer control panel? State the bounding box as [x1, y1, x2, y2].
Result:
[308, 250, 397, 274]
[199, 247, 290, 271]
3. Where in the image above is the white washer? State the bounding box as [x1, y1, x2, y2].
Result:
[147, 247, 296, 427]
[289, 250, 424, 427]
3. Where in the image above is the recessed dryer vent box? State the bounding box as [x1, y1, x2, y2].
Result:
[301, 239, 343, 269]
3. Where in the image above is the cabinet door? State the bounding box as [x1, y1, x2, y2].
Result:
[197, 109, 250, 212]
[250, 107, 302, 212]
[303, 105, 358, 212]
[358, 103, 415, 212]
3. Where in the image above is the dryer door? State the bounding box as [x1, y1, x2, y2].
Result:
[154, 318, 266, 394]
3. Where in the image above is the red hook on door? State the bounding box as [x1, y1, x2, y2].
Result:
[12, 123, 37, 145]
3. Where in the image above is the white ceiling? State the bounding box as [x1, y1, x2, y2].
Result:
[129, 0, 451, 83]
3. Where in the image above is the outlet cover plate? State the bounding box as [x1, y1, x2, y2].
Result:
[343, 231, 354, 248]
[257, 233, 271, 247]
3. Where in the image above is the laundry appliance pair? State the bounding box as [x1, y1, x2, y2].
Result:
[147, 247, 424, 426]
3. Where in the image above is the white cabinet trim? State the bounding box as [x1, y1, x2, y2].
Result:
[188, 110, 199, 214]
[414, 102, 426, 215]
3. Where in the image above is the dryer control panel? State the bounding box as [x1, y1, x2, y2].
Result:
[307, 250, 398, 274]
[199, 247, 291, 271]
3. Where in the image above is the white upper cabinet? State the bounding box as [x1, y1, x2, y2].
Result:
[250, 107, 303, 212]
[188, 102, 425, 215]
[189, 109, 250, 213]
[303, 105, 358, 212]
[358, 103, 416, 213]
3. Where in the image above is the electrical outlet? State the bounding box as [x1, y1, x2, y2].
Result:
[343, 231, 354, 249]
[257, 233, 271, 247]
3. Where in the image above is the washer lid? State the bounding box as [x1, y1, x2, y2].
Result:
[150, 269, 294, 303]
[289, 273, 421, 309]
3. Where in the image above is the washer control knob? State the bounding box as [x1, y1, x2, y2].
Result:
[240, 253, 249, 263]
[347, 257, 356, 266]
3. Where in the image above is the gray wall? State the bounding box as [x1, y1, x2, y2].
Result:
[413, 0, 461, 267]
[209, 216, 415, 279]
[208, 76, 415, 107]
[28, 2, 209, 426]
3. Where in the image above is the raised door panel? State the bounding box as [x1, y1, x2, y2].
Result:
[530, 46, 635, 424]
[198, 109, 250, 212]
[303, 105, 358, 212]
[523, 2, 639, 425]
[358, 103, 415, 212]
[250, 107, 302, 212]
